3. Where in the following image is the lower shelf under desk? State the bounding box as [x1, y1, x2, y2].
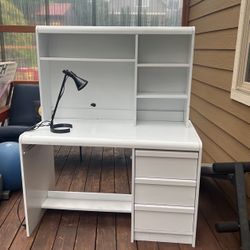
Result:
[42, 191, 132, 213]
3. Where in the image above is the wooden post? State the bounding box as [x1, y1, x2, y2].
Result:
[182, 0, 190, 26]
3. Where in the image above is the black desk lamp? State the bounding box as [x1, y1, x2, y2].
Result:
[50, 69, 88, 133]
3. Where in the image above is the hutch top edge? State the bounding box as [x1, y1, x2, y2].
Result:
[36, 26, 195, 35]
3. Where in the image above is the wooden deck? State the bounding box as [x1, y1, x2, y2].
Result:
[0, 146, 241, 250]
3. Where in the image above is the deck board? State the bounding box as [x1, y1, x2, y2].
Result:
[0, 146, 241, 250]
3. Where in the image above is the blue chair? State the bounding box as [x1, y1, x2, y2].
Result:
[0, 83, 40, 143]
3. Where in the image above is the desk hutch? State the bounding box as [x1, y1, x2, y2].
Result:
[19, 26, 202, 247]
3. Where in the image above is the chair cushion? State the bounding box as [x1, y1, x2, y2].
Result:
[8, 84, 40, 126]
[0, 126, 30, 143]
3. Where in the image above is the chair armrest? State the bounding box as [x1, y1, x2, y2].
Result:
[0, 106, 10, 123]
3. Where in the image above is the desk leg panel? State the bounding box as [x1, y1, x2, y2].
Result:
[20, 144, 55, 236]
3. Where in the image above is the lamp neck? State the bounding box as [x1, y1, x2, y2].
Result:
[50, 74, 68, 127]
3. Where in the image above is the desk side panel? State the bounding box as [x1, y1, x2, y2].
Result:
[20, 143, 55, 236]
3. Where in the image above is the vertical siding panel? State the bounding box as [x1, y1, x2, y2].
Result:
[188, 0, 250, 195]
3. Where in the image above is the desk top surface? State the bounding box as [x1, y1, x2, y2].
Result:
[19, 120, 202, 151]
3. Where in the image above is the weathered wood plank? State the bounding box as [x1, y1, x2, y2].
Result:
[74, 212, 97, 250]
[100, 147, 115, 193]
[190, 0, 204, 7]
[84, 147, 103, 192]
[96, 147, 116, 250]
[193, 125, 234, 162]
[191, 94, 250, 148]
[137, 241, 158, 250]
[190, 108, 250, 161]
[194, 50, 235, 71]
[74, 147, 103, 250]
[0, 192, 20, 226]
[194, 212, 222, 250]
[189, 5, 240, 34]
[202, 150, 215, 163]
[52, 211, 79, 250]
[189, 0, 240, 21]
[96, 213, 116, 250]
[70, 147, 92, 192]
[0, 196, 24, 249]
[199, 178, 240, 249]
[55, 147, 79, 191]
[192, 65, 232, 91]
[116, 214, 137, 250]
[9, 196, 38, 250]
[158, 242, 180, 249]
[114, 148, 130, 194]
[54, 146, 71, 182]
[30, 210, 61, 250]
[195, 29, 237, 50]
[124, 148, 132, 193]
[192, 79, 250, 123]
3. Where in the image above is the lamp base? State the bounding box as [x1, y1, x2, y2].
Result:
[50, 123, 72, 133]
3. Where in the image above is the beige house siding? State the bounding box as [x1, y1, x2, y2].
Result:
[188, 0, 250, 168]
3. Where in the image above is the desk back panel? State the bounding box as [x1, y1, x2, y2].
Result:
[39, 60, 135, 120]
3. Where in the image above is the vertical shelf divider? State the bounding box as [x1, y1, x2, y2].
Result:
[134, 34, 139, 125]
[185, 32, 195, 126]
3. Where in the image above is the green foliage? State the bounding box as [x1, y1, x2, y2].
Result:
[0, 0, 26, 24]
[0, 0, 36, 67]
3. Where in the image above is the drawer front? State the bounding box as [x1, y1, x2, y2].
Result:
[135, 150, 198, 180]
[135, 209, 194, 235]
[135, 183, 196, 206]
[134, 232, 193, 245]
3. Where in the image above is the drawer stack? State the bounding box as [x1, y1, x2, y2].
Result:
[133, 150, 199, 245]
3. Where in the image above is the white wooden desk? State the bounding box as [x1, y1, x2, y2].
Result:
[20, 26, 202, 246]
[19, 119, 202, 246]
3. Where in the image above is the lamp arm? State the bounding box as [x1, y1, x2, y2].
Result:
[50, 74, 68, 126]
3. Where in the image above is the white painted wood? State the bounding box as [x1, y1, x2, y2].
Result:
[134, 210, 194, 235]
[47, 190, 131, 201]
[135, 177, 196, 186]
[40, 57, 136, 63]
[134, 35, 138, 124]
[19, 143, 54, 236]
[39, 34, 135, 59]
[136, 98, 186, 122]
[36, 26, 195, 35]
[42, 191, 132, 213]
[135, 150, 198, 158]
[137, 63, 190, 67]
[137, 67, 189, 96]
[134, 232, 193, 244]
[138, 35, 192, 64]
[135, 204, 194, 214]
[137, 93, 188, 99]
[37, 26, 194, 124]
[20, 27, 201, 246]
[135, 150, 198, 180]
[134, 182, 196, 206]
[231, 0, 250, 106]
[20, 120, 201, 151]
[185, 28, 195, 126]
[192, 145, 203, 247]
[137, 110, 184, 122]
[40, 60, 135, 121]
[131, 149, 135, 242]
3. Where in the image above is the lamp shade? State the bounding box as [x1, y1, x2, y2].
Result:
[62, 69, 88, 91]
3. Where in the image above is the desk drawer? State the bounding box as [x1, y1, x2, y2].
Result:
[135, 150, 198, 180]
[135, 179, 196, 206]
[135, 205, 194, 235]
